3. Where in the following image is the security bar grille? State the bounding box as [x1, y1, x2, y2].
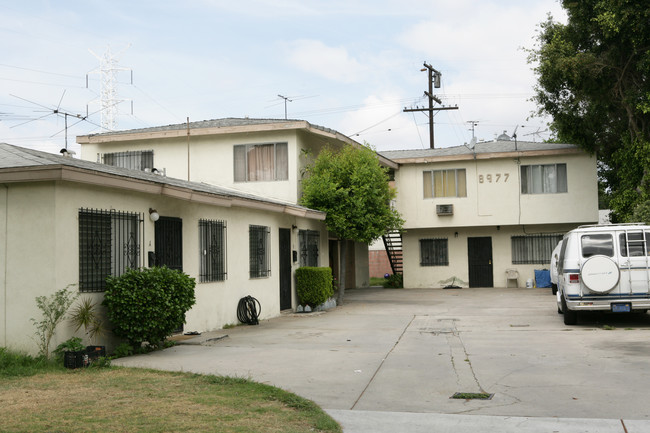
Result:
[199, 219, 227, 282]
[511, 234, 563, 264]
[102, 150, 154, 171]
[249, 225, 271, 278]
[79, 208, 142, 292]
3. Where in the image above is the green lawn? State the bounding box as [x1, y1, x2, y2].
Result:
[0, 349, 341, 433]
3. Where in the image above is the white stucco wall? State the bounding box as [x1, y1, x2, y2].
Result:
[394, 152, 598, 229]
[2, 179, 328, 355]
[402, 224, 578, 289]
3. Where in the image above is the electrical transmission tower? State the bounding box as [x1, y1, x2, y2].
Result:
[403, 62, 458, 148]
[87, 44, 133, 132]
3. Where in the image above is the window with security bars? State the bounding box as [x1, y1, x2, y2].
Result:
[420, 238, 449, 266]
[199, 219, 227, 282]
[511, 234, 563, 264]
[299, 230, 320, 267]
[79, 208, 142, 292]
[249, 225, 270, 278]
[102, 150, 154, 171]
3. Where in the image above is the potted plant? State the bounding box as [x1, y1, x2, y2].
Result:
[69, 297, 106, 361]
[53, 337, 89, 369]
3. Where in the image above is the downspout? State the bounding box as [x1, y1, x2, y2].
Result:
[2, 184, 8, 347]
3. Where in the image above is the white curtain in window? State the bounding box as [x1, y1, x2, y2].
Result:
[248, 144, 275, 181]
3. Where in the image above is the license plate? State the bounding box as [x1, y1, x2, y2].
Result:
[611, 303, 631, 313]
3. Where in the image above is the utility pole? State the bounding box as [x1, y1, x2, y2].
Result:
[403, 62, 458, 148]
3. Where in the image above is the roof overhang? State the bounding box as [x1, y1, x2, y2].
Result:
[0, 165, 326, 221]
[388, 147, 584, 164]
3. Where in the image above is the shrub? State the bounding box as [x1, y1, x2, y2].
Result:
[52, 337, 85, 363]
[296, 267, 334, 307]
[383, 273, 403, 289]
[31, 286, 78, 358]
[103, 266, 196, 348]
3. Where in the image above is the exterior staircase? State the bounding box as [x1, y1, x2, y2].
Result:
[382, 231, 403, 275]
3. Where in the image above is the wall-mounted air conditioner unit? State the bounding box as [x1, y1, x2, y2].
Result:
[436, 204, 453, 216]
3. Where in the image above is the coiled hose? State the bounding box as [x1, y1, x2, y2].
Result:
[237, 296, 261, 325]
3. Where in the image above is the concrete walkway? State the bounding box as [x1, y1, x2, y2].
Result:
[113, 287, 650, 432]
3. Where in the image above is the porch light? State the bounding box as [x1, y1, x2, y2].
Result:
[149, 208, 160, 222]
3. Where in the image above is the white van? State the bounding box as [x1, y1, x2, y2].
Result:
[556, 223, 650, 325]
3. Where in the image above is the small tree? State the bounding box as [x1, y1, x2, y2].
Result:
[31, 286, 78, 359]
[103, 266, 196, 348]
[300, 144, 404, 303]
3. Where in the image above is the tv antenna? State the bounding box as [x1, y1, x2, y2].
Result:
[523, 127, 548, 142]
[403, 62, 458, 149]
[467, 120, 479, 139]
[277, 94, 292, 120]
[9, 91, 101, 150]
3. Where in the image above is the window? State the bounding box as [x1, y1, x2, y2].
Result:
[520, 163, 567, 194]
[299, 230, 320, 267]
[102, 150, 153, 171]
[249, 225, 270, 278]
[423, 169, 467, 198]
[234, 143, 288, 182]
[79, 208, 141, 292]
[420, 238, 449, 266]
[619, 232, 650, 257]
[581, 233, 614, 257]
[199, 219, 227, 282]
[511, 234, 563, 264]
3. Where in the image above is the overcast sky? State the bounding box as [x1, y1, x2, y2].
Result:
[0, 0, 566, 155]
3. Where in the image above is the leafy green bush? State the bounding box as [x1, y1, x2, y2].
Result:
[52, 337, 85, 362]
[296, 267, 334, 307]
[31, 286, 78, 358]
[383, 273, 403, 289]
[113, 342, 134, 358]
[103, 266, 196, 348]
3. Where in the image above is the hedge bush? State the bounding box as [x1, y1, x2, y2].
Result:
[383, 273, 403, 289]
[295, 267, 334, 307]
[103, 266, 196, 348]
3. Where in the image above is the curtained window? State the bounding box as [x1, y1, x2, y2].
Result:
[423, 169, 467, 198]
[234, 143, 288, 182]
[521, 163, 567, 194]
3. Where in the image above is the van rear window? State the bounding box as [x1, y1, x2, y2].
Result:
[581, 234, 614, 257]
[619, 232, 649, 257]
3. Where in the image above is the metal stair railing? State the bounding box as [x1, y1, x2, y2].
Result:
[382, 231, 403, 275]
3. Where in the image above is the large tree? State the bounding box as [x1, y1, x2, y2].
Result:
[528, 0, 650, 221]
[299, 144, 403, 303]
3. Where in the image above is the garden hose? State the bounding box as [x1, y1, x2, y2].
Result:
[237, 296, 261, 325]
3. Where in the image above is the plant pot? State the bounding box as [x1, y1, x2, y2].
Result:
[64, 350, 89, 369]
[86, 345, 106, 361]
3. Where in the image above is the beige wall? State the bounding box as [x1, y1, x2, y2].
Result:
[2, 180, 328, 355]
[402, 224, 578, 289]
[80, 129, 346, 206]
[394, 152, 598, 229]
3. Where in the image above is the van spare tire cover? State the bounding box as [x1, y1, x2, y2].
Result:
[581, 255, 620, 293]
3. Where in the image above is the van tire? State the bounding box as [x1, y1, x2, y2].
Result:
[561, 296, 577, 325]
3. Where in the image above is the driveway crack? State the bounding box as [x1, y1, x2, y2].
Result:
[350, 315, 415, 410]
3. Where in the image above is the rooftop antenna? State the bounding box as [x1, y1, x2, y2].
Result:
[523, 127, 548, 142]
[467, 120, 479, 139]
[87, 44, 133, 132]
[403, 62, 458, 149]
[9, 92, 100, 150]
[510, 125, 519, 150]
[277, 94, 292, 120]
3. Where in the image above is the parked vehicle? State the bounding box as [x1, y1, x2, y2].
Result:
[550, 241, 562, 296]
[556, 223, 650, 325]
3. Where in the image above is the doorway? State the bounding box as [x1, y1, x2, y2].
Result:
[467, 237, 493, 287]
[279, 228, 292, 310]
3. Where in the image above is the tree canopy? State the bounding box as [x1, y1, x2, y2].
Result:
[528, 0, 650, 221]
[299, 144, 403, 244]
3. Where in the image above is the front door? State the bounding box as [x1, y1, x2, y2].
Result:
[155, 217, 183, 271]
[155, 216, 183, 333]
[279, 228, 292, 310]
[468, 237, 493, 287]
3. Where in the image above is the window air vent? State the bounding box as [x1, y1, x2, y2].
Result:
[436, 204, 454, 216]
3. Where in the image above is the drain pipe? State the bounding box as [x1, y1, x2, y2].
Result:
[2, 184, 8, 347]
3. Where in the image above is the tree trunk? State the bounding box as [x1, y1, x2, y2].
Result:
[337, 239, 346, 305]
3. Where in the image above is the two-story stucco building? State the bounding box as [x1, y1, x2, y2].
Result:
[77, 118, 398, 291]
[380, 140, 599, 288]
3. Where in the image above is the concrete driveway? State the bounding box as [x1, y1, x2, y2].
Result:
[113, 287, 650, 432]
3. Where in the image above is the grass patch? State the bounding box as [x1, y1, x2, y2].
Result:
[0, 350, 341, 433]
[603, 325, 616, 330]
[451, 392, 493, 400]
[369, 277, 386, 286]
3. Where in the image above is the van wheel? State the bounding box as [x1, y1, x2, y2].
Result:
[561, 296, 577, 325]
